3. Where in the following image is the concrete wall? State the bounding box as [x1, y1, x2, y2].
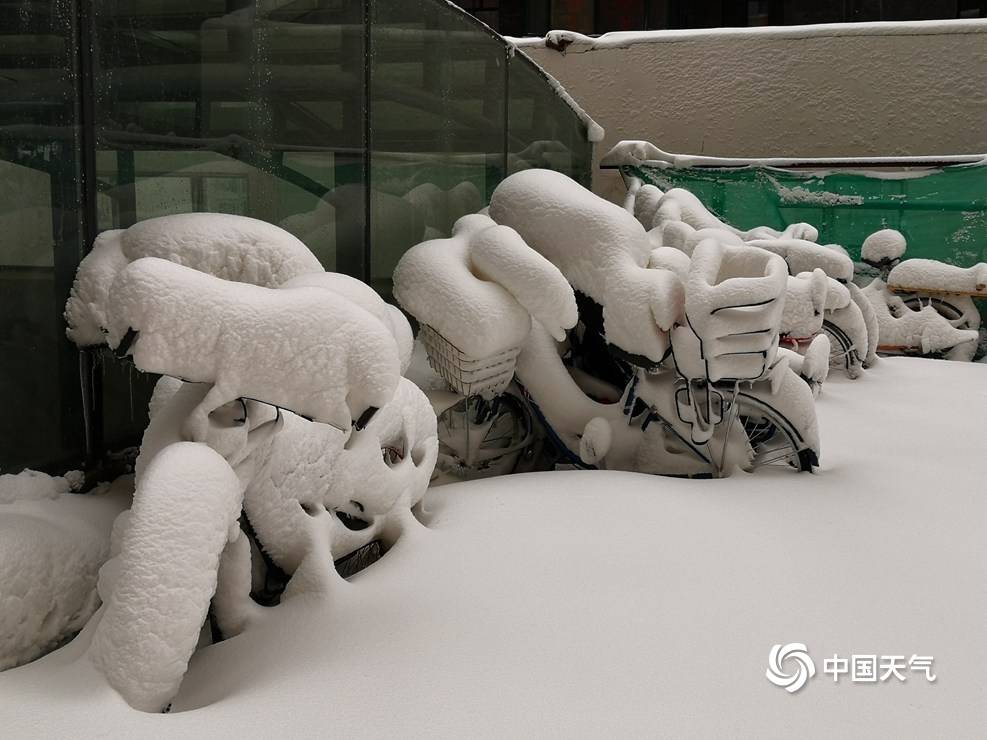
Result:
[516, 20, 987, 201]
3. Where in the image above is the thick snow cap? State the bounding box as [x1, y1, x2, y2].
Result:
[745, 238, 854, 282]
[489, 169, 683, 364]
[65, 213, 325, 348]
[281, 271, 415, 375]
[90, 442, 242, 713]
[780, 270, 827, 337]
[489, 169, 652, 297]
[120, 212, 323, 286]
[243, 377, 437, 575]
[888, 259, 987, 294]
[860, 228, 907, 265]
[393, 213, 577, 358]
[64, 229, 131, 346]
[105, 257, 400, 431]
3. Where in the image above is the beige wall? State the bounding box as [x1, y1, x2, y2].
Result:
[517, 20, 987, 201]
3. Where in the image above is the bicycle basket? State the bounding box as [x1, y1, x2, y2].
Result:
[420, 324, 520, 400]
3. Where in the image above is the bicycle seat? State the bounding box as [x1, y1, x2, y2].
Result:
[860, 229, 907, 267]
[888, 259, 987, 295]
[745, 238, 854, 282]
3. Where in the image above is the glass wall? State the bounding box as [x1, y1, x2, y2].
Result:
[507, 52, 593, 189]
[0, 0, 594, 474]
[369, 0, 507, 296]
[0, 0, 88, 472]
[91, 0, 369, 448]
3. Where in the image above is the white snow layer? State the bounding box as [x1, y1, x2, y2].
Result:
[0, 477, 130, 671]
[745, 238, 854, 282]
[90, 442, 243, 713]
[489, 169, 683, 363]
[887, 259, 987, 294]
[600, 138, 987, 169]
[119, 213, 323, 287]
[393, 213, 577, 357]
[243, 376, 437, 575]
[860, 228, 908, 264]
[2, 357, 984, 738]
[0, 468, 81, 504]
[105, 257, 400, 432]
[780, 270, 827, 338]
[645, 187, 819, 244]
[862, 280, 980, 354]
[512, 19, 987, 52]
[281, 271, 415, 374]
[64, 230, 132, 346]
[65, 214, 324, 346]
[847, 281, 880, 366]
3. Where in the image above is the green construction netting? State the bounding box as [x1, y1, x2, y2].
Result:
[623, 162, 987, 267]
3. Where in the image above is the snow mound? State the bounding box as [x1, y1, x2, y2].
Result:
[0, 469, 80, 504]
[65, 215, 325, 347]
[120, 213, 323, 287]
[490, 169, 652, 293]
[489, 169, 683, 363]
[746, 238, 854, 282]
[646, 187, 818, 243]
[0, 480, 129, 671]
[90, 442, 242, 713]
[648, 246, 691, 279]
[2, 360, 984, 737]
[847, 281, 880, 367]
[862, 280, 980, 354]
[888, 259, 987, 294]
[105, 257, 400, 435]
[861, 228, 907, 265]
[64, 230, 131, 346]
[781, 270, 827, 338]
[281, 271, 414, 375]
[394, 213, 576, 358]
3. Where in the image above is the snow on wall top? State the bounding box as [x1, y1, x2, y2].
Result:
[517, 19, 987, 200]
[601, 140, 987, 170]
[509, 18, 987, 52]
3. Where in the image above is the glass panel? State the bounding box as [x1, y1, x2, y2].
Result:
[0, 0, 88, 472]
[507, 52, 593, 189]
[92, 0, 367, 448]
[370, 0, 507, 299]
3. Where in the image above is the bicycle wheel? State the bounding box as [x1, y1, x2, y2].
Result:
[899, 295, 977, 329]
[435, 392, 535, 480]
[735, 392, 818, 472]
[821, 318, 861, 378]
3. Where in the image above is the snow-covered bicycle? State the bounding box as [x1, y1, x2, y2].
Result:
[858, 229, 983, 361]
[395, 171, 822, 479]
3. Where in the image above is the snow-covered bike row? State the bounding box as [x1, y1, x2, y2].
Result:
[397, 170, 834, 478]
[3, 163, 981, 712]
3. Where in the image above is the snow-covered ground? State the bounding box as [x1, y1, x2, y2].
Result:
[1, 357, 984, 738]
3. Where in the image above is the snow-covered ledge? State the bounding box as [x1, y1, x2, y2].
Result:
[510, 19, 987, 201]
